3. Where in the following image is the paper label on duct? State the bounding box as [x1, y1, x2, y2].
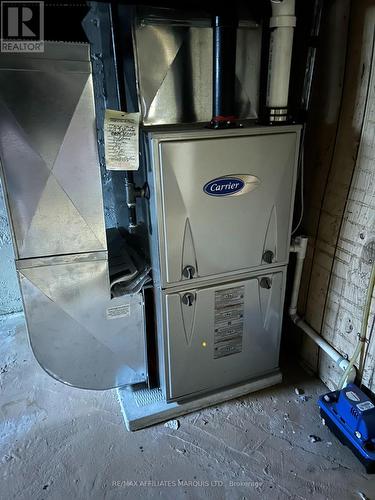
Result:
[104, 109, 140, 171]
[106, 304, 130, 320]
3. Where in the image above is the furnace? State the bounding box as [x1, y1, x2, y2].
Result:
[144, 126, 300, 402]
[0, 2, 302, 429]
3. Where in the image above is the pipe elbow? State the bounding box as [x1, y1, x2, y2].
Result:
[290, 236, 308, 258]
[289, 309, 298, 320]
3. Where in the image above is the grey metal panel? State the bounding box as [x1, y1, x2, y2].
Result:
[162, 269, 286, 401]
[133, 20, 262, 125]
[0, 42, 106, 259]
[148, 126, 300, 287]
[18, 256, 147, 390]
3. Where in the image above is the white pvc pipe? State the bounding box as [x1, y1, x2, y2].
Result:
[267, 0, 296, 112]
[289, 237, 356, 385]
[291, 315, 354, 370]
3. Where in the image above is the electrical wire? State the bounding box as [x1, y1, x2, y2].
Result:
[359, 312, 375, 388]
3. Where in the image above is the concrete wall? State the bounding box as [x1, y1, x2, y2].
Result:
[297, 0, 375, 392]
[0, 180, 22, 316]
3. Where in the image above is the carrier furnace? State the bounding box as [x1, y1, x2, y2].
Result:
[0, 3, 301, 428]
[144, 125, 300, 403]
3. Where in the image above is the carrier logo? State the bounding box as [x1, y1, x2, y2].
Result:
[203, 174, 260, 197]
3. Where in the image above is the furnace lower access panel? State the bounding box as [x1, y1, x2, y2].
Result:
[148, 126, 300, 287]
[162, 269, 286, 401]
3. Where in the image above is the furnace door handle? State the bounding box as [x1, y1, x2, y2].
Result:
[182, 293, 195, 306]
[260, 277, 272, 289]
[182, 265, 195, 279]
[262, 250, 275, 264]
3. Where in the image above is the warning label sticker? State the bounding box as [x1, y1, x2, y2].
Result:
[104, 109, 140, 171]
[214, 286, 244, 359]
[106, 304, 130, 320]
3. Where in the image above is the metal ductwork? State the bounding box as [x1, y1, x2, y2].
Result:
[0, 42, 148, 390]
[210, 12, 238, 128]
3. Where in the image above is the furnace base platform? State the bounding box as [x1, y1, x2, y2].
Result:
[117, 370, 282, 431]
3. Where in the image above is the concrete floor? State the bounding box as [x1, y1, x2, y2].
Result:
[0, 314, 374, 500]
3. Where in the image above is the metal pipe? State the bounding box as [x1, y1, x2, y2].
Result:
[210, 13, 238, 128]
[289, 236, 356, 384]
[109, 3, 137, 228]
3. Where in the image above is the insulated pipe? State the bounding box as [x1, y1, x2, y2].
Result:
[210, 13, 238, 128]
[289, 237, 356, 385]
[266, 0, 296, 123]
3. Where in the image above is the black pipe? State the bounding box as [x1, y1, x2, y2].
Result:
[210, 13, 238, 128]
[109, 3, 137, 228]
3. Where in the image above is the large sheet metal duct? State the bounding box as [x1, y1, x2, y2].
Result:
[0, 42, 147, 390]
[132, 8, 262, 125]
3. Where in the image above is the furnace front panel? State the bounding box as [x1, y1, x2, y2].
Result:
[147, 126, 300, 287]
